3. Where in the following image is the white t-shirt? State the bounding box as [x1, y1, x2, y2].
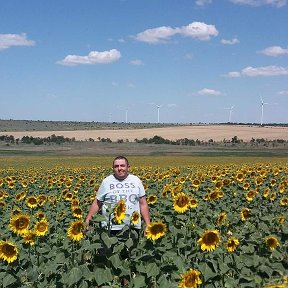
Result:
[96, 174, 146, 230]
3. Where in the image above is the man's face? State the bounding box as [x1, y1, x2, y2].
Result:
[113, 159, 129, 180]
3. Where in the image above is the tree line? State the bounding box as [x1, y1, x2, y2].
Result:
[0, 134, 287, 146]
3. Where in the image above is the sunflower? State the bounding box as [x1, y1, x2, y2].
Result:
[67, 220, 86, 241]
[0, 200, 7, 209]
[113, 199, 126, 224]
[265, 236, 280, 251]
[72, 206, 83, 219]
[146, 222, 167, 241]
[178, 268, 202, 288]
[191, 179, 201, 191]
[189, 198, 198, 209]
[0, 241, 18, 263]
[245, 190, 257, 202]
[10, 214, 30, 235]
[242, 181, 250, 190]
[23, 230, 37, 246]
[280, 197, 288, 206]
[198, 230, 221, 252]
[35, 211, 46, 220]
[15, 191, 26, 201]
[217, 212, 227, 226]
[276, 216, 285, 225]
[173, 193, 190, 213]
[130, 211, 140, 225]
[147, 194, 158, 205]
[240, 208, 251, 221]
[34, 220, 49, 237]
[225, 237, 240, 253]
[263, 188, 270, 198]
[26, 196, 38, 208]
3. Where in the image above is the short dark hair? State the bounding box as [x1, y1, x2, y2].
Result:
[113, 156, 129, 166]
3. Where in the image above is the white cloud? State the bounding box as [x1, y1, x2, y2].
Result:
[278, 90, 288, 95]
[0, 33, 35, 50]
[57, 49, 121, 66]
[221, 37, 240, 45]
[133, 21, 218, 44]
[229, 0, 286, 7]
[226, 65, 288, 77]
[242, 65, 288, 76]
[130, 59, 144, 65]
[197, 88, 222, 96]
[179, 22, 218, 41]
[260, 46, 288, 56]
[195, 0, 212, 6]
[133, 26, 177, 44]
[225, 71, 241, 78]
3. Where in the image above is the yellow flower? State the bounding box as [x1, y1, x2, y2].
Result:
[26, 196, 38, 208]
[130, 211, 140, 225]
[147, 194, 158, 205]
[67, 220, 86, 241]
[173, 193, 190, 213]
[217, 212, 227, 226]
[225, 237, 240, 253]
[146, 222, 167, 241]
[265, 236, 280, 251]
[72, 206, 83, 219]
[240, 208, 251, 221]
[198, 230, 221, 252]
[245, 190, 257, 202]
[34, 220, 49, 237]
[23, 230, 37, 246]
[178, 268, 202, 288]
[280, 197, 288, 206]
[263, 284, 287, 288]
[189, 198, 198, 209]
[10, 214, 30, 235]
[113, 199, 126, 224]
[0, 241, 18, 263]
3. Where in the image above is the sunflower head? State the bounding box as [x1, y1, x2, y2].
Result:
[113, 199, 126, 224]
[217, 212, 227, 226]
[198, 230, 221, 252]
[265, 236, 280, 251]
[225, 237, 240, 253]
[10, 214, 30, 235]
[26, 196, 38, 208]
[23, 230, 37, 246]
[178, 268, 202, 288]
[240, 208, 251, 221]
[67, 220, 86, 241]
[146, 222, 167, 241]
[34, 220, 49, 237]
[130, 211, 140, 226]
[173, 193, 190, 213]
[0, 241, 18, 263]
[147, 194, 158, 205]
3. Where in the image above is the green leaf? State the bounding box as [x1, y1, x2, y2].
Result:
[146, 262, 160, 277]
[158, 275, 176, 287]
[101, 232, 118, 247]
[199, 262, 217, 282]
[130, 274, 147, 288]
[66, 267, 83, 286]
[3, 274, 17, 287]
[109, 254, 122, 269]
[94, 267, 113, 285]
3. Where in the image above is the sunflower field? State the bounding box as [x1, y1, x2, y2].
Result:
[0, 159, 287, 288]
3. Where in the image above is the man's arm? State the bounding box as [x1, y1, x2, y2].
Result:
[85, 199, 102, 228]
[139, 196, 150, 228]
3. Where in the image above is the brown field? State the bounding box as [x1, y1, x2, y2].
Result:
[2, 124, 288, 142]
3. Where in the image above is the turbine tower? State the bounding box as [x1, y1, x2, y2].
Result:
[155, 104, 162, 123]
[260, 96, 268, 126]
[225, 105, 234, 123]
[125, 109, 128, 124]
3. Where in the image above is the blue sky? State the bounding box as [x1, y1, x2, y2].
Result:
[1, 0, 288, 124]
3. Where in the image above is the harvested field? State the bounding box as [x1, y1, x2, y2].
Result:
[1, 125, 288, 142]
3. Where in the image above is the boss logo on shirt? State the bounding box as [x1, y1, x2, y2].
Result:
[109, 182, 136, 190]
[109, 194, 138, 204]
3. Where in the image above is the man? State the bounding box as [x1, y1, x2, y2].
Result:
[85, 156, 150, 235]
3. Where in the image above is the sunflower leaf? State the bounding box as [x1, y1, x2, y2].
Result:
[94, 267, 113, 285]
[2, 273, 17, 287]
[65, 267, 83, 286]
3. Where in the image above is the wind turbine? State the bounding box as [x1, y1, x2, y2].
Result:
[260, 96, 269, 126]
[155, 104, 162, 124]
[125, 109, 128, 124]
[224, 105, 234, 123]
